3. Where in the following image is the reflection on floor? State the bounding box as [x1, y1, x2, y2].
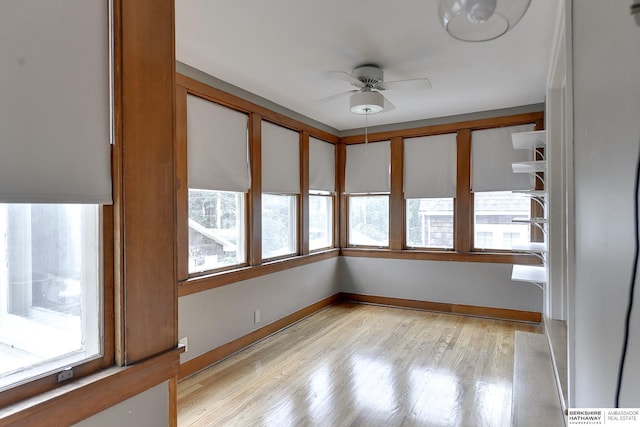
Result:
[178, 302, 541, 427]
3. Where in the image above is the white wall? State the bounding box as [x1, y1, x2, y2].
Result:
[339, 257, 542, 312]
[179, 258, 340, 363]
[546, 0, 570, 321]
[572, 0, 640, 407]
[71, 382, 168, 427]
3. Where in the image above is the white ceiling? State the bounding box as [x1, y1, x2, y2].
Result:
[175, 1, 559, 132]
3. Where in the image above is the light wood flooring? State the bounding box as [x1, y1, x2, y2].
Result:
[178, 302, 541, 427]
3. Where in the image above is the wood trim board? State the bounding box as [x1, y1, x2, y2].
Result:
[178, 292, 541, 381]
[340, 112, 545, 144]
[1, 348, 183, 427]
[340, 293, 541, 323]
[179, 294, 341, 379]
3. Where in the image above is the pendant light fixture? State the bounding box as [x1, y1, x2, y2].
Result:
[439, 0, 531, 42]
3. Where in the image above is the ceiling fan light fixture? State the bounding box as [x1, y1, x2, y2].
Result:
[438, 0, 531, 42]
[350, 91, 384, 115]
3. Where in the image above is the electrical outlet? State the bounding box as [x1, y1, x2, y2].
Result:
[179, 336, 188, 353]
[254, 309, 261, 324]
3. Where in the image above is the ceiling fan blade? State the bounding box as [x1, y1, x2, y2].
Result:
[328, 71, 365, 88]
[312, 89, 357, 104]
[382, 94, 396, 112]
[378, 78, 432, 91]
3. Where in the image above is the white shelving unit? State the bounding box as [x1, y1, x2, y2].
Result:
[511, 130, 547, 151]
[511, 129, 548, 287]
[512, 242, 547, 253]
[512, 161, 547, 174]
[512, 217, 548, 224]
[511, 265, 547, 289]
[513, 189, 547, 197]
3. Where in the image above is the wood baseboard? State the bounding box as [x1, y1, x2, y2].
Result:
[178, 293, 341, 379]
[339, 293, 542, 323]
[178, 292, 540, 381]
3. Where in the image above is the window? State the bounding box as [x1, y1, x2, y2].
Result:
[186, 95, 250, 273]
[261, 121, 301, 260]
[474, 191, 531, 250]
[0, 1, 112, 398]
[0, 204, 101, 389]
[188, 190, 246, 273]
[471, 124, 536, 251]
[309, 194, 333, 251]
[262, 194, 298, 258]
[406, 198, 454, 249]
[345, 141, 391, 248]
[309, 138, 336, 251]
[404, 133, 457, 250]
[476, 231, 493, 248]
[348, 195, 389, 247]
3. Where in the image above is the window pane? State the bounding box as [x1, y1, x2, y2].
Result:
[309, 195, 333, 251]
[188, 190, 246, 273]
[406, 198, 454, 249]
[348, 196, 389, 247]
[474, 191, 531, 250]
[0, 204, 100, 388]
[262, 194, 297, 259]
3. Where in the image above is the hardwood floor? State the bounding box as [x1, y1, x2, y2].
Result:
[178, 302, 541, 427]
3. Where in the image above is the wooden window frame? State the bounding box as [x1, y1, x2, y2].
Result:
[175, 72, 542, 297]
[340, 112, 544, 266]
[261, 192, 301, 262]
[345, 193, 391, 249]
[2, 1, 180, 424]
[184, 190, 251, 279]
[175, 74, 340, 297]
[0, 205, 115, 408]
[404, 197, 456, 251]
[308, 193, 336, 253]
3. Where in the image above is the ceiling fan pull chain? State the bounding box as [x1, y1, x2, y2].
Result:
[365, 110, 369, 145]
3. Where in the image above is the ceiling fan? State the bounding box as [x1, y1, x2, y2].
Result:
[316, 65, 432, 115]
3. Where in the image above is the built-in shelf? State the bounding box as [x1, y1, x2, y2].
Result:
[512, 161, 546, 174]
[511, 129, 548, 289]
[512, 189, 547, 197]
[512, 242, 547, 253]
[512, 130, 547, 150]
[512, 265, 547, 284]
[513, 217, 548, 224]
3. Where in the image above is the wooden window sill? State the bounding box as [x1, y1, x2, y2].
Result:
[0, 346, 183, 426]
[178, 249, 340, 297]
[340, 248, 541, 265]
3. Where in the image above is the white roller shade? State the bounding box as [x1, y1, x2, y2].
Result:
[262, 121, 300, 194]
[404, 133, 457, 198]
[472, 124, 536, 192]
[309, 137, 335, 193]
[0, 0, 111, 204]
[187, 95, 250, 192]
[345, 141, 390, 194]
